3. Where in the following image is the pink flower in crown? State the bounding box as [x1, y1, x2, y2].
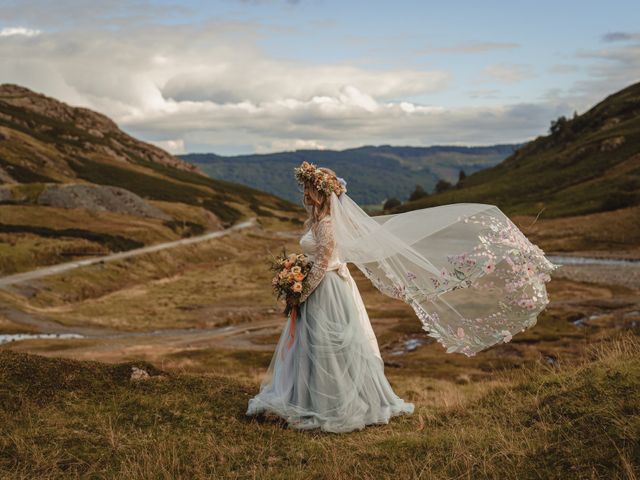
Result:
[456, 327, 466, 338]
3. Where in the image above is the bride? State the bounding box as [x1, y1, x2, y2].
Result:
[246, 161, 558, 433]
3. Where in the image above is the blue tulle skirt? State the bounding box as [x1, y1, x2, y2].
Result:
[246, 270, 414, 433]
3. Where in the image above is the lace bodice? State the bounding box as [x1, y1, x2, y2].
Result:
[299, 216, 346, 302]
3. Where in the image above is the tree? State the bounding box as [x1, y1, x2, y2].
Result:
[383, 197, 401, 210]
[435, 179, 453, 194]
[458, 170, 466, 183]
[549, 115, 568, 135]
[409, 184, 428, 202]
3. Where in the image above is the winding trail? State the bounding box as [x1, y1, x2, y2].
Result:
[0, 218, 256, 288]
[0, 217, 274, 349]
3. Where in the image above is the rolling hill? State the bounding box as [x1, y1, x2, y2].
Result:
[393, 81, 640, 219]
[0, 84, 300, 274]
[181, 144, 520, 205]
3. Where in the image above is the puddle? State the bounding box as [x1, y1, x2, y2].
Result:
[572, 313, 608, 327]
[389, 337, 427, 356]
[548, 256, 640, 266]
[0, 333, 84, 345]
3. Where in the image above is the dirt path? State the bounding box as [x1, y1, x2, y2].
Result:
[0, 218, 256, 288]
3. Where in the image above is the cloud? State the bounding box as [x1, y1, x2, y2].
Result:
[421, 42, 520, 54]
[547, 64, 580, 74]
[148, 139, 186, 155]
[601, 31, 640, 42]
[540, 35, 640, 114]
[0, 0, 189, 29]
[480, 63, 534, 84]
[0, 26, 41, 37]
[0, 6, 635, 155]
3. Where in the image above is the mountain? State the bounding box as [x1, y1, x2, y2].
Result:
[0, 84, 300, 274]
[181, 144, 520, 205]
[393, 81, 640, 218]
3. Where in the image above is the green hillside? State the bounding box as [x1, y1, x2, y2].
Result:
[182, 144, 519, 205]
[0, 84, 301, 273]
[394, 81, 640, 218]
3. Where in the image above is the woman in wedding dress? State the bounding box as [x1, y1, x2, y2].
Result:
[246, 160, 558, 433]
[246, 164, 415, 433]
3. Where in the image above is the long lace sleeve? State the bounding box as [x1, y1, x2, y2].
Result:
[300, 216, 335, 303]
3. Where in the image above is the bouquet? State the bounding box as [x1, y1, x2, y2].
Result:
[270, 249, 313, 348]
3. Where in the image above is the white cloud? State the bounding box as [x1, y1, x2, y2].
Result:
[0, 12, 635, 155]
[0, 26, 41, 37]
[148, 139, 186, 154]
[255, 138, 328, 153]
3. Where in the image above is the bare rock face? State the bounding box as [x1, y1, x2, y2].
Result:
[600, 136, 625, 152]
[0, 182, 172, 220]
[38, 184, 172, 220]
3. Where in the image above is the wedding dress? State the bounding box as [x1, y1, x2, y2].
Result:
[246, 214, 415, 433]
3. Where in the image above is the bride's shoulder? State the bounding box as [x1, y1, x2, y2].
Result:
[311, 215, 332, 234]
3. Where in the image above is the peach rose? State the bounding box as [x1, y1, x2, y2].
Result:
[283, 260, 292, 268]
[293, 272, 305, 282]
[292, 282, 303, 293]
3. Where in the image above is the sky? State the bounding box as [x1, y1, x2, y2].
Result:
[0, 0, 638, 155]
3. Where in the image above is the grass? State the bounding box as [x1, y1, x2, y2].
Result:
[0, 224, 144, 252]
[5, 229, 294, 331]
[510, 206, 640, 256]
[0, 333, 638, 479]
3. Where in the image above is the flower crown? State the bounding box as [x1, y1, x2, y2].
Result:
[294, 161, 347, 197]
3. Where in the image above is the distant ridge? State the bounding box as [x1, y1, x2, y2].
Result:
[182, 143, 520, 205]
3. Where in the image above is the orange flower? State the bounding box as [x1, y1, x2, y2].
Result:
[293, 272, 305, 282]
[292, 282, 303, 293]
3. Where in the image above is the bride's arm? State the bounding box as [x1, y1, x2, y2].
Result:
[299, 216, 335, 303]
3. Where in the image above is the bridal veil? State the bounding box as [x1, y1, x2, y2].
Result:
[329, 192, 559, 356]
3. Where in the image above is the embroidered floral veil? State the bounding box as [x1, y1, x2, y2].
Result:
[329, 192, 560, 356]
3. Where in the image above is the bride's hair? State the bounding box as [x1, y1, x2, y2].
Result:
[303, 167, 336, 230]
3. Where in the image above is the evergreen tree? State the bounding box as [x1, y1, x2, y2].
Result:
[435, 179, 453, 194]
[409, 184, 428, 202]
[383, 197, 401, 210]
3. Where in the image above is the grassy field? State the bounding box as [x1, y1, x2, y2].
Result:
[1, 333, 638, 479]
[510, 206, 640, 257]
[1, 197, 639, 479]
